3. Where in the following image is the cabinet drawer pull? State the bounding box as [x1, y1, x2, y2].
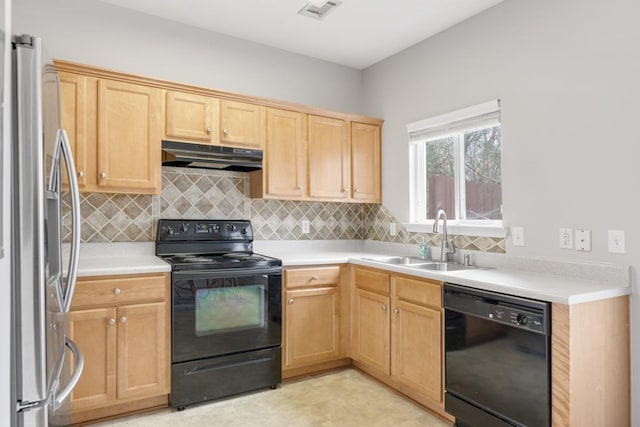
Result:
[311, 275, 318, 280]
[108, 318, 115, 326]
[381, 304, 387, 311]
[206, 127, 212, 134]
[113, 288, 121, 295]
[288, 299, 294, 305]
[120, 316, 127, 324]
[393, 308, 399, 314]
[296, 186, 302, 191]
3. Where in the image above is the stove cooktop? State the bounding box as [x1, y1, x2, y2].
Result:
[160, 252, 282, 271]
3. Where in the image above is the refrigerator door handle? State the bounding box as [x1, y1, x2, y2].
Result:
[51, 337, 84, 410]
[58, 129, 81, 313]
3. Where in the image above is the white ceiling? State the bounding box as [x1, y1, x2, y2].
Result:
[97, 0, 503, 69]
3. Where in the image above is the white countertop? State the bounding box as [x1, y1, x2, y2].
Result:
[69, 240, 631, 305]
[69, 242, 171, 277]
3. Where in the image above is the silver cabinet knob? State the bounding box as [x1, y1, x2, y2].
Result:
[100, 172, 107, 179]
[296, 186, 303, 191]
[343, 188, 349, 194]
[311, 275, 318, 280]
[108, 318, 115, 326]
[393, 308, 399, 314]
[113, 288, 121, 295]
[120, 316, 127, 324]
[355, 188, 359, 193]
[223, 129, 228, 135]
[206, 127, 212, 134]
[381, 304, 387, 311]
[288, 299, 294, 305]
[77, 171, 84, 177]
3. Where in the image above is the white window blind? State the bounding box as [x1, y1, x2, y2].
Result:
[408, 99, 500, 142]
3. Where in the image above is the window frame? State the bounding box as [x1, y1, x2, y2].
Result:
[406, 100, 507, 238]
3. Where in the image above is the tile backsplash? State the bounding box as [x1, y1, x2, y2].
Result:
[64, 166, 505, 253]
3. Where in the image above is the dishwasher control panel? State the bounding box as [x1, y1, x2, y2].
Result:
[444, 283, 550, 336]
[487, 306, 546, 333]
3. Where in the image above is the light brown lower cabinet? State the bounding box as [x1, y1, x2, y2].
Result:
[68, 273, 171, 424]
[282, 265, 350, 378]
[350, 266, 450, 420]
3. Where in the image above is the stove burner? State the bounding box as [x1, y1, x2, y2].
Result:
[182, 256, 215, 263]
[222, 253, 263, 261]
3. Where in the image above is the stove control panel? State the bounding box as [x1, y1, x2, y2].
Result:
[157, 219, 253, 242]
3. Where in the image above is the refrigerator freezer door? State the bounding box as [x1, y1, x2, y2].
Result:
[13, 34, 47, 409]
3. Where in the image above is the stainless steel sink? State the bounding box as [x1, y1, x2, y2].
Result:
[412, 262, 479, 272]
[363, 256, 431, 265]
[363, 256, 484, 272]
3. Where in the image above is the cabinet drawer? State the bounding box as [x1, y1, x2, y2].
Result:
[394, 276, 441, 308]
[354, 267, 389, 296]
[72, 274, 167, 309]
[285, 266, 340, 289]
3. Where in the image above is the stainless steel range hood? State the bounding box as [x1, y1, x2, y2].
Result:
[161, 140, 262, 172]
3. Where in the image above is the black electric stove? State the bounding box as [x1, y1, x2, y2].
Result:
[156, 219, 282, 410]
[156, 219, 282, 271]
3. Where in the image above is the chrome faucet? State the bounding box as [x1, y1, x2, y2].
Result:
[433, 209, 456, 262]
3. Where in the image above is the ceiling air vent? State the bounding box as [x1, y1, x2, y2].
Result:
[298, 1, 342, 20]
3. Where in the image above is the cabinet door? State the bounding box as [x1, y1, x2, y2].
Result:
[264, 108, 306, 198]
[220, 100, 264, 149]
[165, 91, 220, 144]
[284, 287, 340, 368]
[351, 122, 381, 202]
[308, 115, 350, 200]
[116, 302, 169, 400]
[351, 288, 390, 375]
[97, 79, 161, 194]
[68, 308, 117, 411]
[59, 72, 90, 189]
[392, 300, 442, 403]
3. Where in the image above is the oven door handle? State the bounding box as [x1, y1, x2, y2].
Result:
[172, 267, 282, 279]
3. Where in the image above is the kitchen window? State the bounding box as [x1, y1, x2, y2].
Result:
[406, 100, 506, 237]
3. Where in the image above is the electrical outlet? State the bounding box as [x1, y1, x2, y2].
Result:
[559, 228, 573, 249]
[301, 220, 310, 234]
[389, 222, 397, 237]
[511, 227, 525, 247]
[575, 229, 591, 251]
[608, 230, 626, 254]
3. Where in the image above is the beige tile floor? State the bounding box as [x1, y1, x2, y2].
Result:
[91, 369, 452, 427]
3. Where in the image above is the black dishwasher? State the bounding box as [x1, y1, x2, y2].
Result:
[443, 283, 551, 427]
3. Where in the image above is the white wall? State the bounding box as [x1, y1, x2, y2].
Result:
[363, 0, 640, 422]
[13, 0, 363, 114]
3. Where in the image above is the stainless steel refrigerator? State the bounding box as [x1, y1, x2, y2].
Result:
[9, 34, 84, 426]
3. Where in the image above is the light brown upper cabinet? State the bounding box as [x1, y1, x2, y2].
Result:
[219, 100, 265, 149]
[351, 122, 381, 203]
[164, 94, 264, 150]
[97, 80, 162, 194]
[261, 108, 307, 199]
[164, 91, 220, 144]
[59, 72, 162, 194]
[307, 115, 350, 201]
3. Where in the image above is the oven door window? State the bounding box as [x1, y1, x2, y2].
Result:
[195, 282, 265, 335]
[172, 269, 282, 363]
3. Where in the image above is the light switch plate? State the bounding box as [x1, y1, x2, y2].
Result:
[301, 220, 310, 234]
[389, 222, 397, 237]
[575, 229, 591, 251]
[608, 230, 625, 254]
[511, 226, 525, 247]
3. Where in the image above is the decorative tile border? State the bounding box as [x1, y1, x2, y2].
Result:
[65, 166, 505, 253]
